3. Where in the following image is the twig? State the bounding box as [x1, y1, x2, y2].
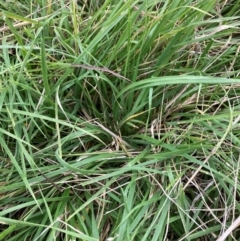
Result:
[93, 120, 131, 148]
[216, 216, 240, 241]
[38, 169, 63, 193]
[93, 120, 132, 157]
[71, 64, 131, 82]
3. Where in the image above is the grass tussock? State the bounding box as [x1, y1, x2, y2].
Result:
[0, 0, 240, 240]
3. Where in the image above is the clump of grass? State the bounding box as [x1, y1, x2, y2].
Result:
[0, 0, 240, 240]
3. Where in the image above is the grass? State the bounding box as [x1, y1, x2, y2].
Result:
[0, 0, 240, 240]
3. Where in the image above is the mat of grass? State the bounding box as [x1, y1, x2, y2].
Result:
[0, 0, 240, 240]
